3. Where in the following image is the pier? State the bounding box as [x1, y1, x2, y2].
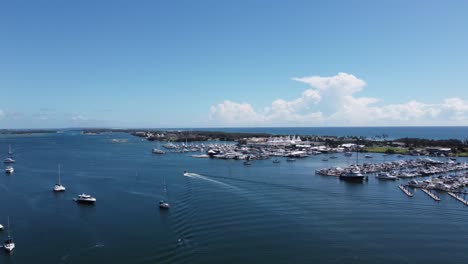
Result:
[421, 189, 441, 201]
[399, 185, 413, 197]
[447, 192, 468, 205]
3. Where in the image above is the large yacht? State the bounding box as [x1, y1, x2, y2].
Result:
[74, 194, 96, 204]
[339, 170, 367, 182]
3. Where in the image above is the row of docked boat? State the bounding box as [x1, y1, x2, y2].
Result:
[316, 158, 468, 178]
[405, 175, 468, 192]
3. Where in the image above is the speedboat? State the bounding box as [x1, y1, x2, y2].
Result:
[376, 172, 398, 180]
[74, 193, 96, 204]
[159, 200, 170, 209]
[5, 166, 14, 174]
[3, 157, 15, 164]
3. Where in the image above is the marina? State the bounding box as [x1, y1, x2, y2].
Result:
[2, 131, 468, 263]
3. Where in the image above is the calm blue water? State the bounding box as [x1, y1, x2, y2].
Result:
[1, 132, 468, 263]
[179, 126, 468, 140]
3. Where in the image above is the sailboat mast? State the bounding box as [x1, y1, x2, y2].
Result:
[58, 164, 61, 185]
[7, 216, 11, 239]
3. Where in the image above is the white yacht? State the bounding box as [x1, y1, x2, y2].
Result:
[74, 193, 96, 204]
[53, 164, 66, 192]
[3, 157, 15, 164]
[152, 148, 166, 154]
[3, 217, 15, 252]
[0, 224, 3, 230]
[159, 200, 170, 209]
[5, 166, 14, 174]
[376, 172, 398, 180]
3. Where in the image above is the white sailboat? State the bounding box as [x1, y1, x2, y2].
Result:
[3, 217, 15, 252]
[53, 164, 66, 192]
[159, 175, 170, 209]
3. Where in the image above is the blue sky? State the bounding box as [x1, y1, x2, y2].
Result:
[1, 0, 468, 128]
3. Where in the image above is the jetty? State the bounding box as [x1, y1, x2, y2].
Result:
[399, 185, 413, 197]
[421, 189, 440, 201]
[447, 192, 468, 205]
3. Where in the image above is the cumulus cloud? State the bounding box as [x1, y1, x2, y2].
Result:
[71, 115, 90, 121]
[209, 72, 468, 126]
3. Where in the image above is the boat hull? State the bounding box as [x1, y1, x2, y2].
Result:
[339, 175, 367, 182]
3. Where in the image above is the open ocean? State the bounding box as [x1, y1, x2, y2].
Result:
[1, 129, 468, 263]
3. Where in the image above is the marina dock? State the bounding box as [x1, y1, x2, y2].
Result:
[447, 192, 468, 205]
[421, 189, 440, 201]
[399, 185, 413, 197]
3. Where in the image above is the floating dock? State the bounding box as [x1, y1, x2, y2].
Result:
[421, 189, 440, 201]
[447, 192, 468, 205]
[399, 185, 413, 197]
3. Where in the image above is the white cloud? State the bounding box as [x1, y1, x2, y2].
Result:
[209, 101, 266, 126]
[209, 72, 468, 126]
[71, 115, 90, 121]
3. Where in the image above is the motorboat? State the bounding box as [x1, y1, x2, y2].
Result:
[0, 224, 3, 230]
[364, 155, 373, 158]
[272, 159, 280, 163]
[376, 172, 398, 180]
[159, 200, 170, 209]
[286, 158, 296, 162]
[5, 166, 14, 174]
[152, 148, 166, 154]
[74, 193, 96, 204]
[3, 157, 15, 164]
[53, 164, 66, 192]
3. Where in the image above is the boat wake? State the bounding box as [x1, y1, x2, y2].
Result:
[183, 172, 238, 190]
[60, 243, 105, 261]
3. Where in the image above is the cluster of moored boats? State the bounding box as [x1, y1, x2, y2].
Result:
[316, 158, 468, 179]
[2, 146, 100, 253]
